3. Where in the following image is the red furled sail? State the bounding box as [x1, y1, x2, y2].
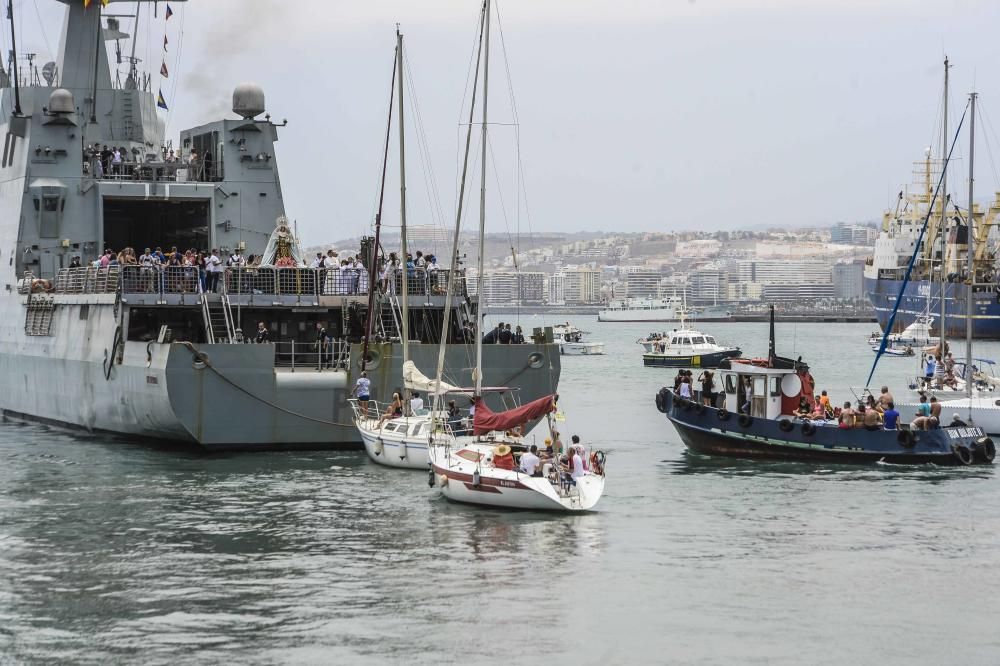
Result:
[473, 394, 556, 436]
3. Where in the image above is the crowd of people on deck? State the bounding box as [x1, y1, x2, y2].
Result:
[85, 145, 217, 182]
[918, 351, 960, 391]
[481, 321, 527, 344]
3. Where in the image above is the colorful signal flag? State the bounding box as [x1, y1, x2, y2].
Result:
[157, 90, 168, 110]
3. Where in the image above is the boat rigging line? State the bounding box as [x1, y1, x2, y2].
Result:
[867, 98, 970, 387]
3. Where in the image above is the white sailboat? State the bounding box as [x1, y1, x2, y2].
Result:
[353, 29, 437, 470]
[907, 93, 1000, 435]
[425, 0, 606, 510]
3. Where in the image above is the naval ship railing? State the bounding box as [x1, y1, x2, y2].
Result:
[46, 266, 467, 300]
[271, 340, 351, 371]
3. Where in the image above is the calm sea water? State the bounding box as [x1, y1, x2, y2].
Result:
[2, 320, 1000, 664]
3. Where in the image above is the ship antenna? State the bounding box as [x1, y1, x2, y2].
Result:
[768, 304, 776, 363]
[90, 4, 102, 122]
[7, 0, 21, 114]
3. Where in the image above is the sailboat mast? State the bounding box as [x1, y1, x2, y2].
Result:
[474, 0, 491, 397]
[431, 1, 487, 411]
[361, 39, 399, 371]
[966, 92, 976, 400]
[397, 28, 410, 370]
[939, 57, 949, 350]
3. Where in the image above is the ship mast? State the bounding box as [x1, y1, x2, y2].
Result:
[474, 0, 491, 397]
[7, 0, 21, 114]
[939, 57, 949, 351]
[966, 92, 976, 401]
[397, 28, 410, 371]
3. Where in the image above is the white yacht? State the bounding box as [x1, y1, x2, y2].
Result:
[552, 322, 605, 356]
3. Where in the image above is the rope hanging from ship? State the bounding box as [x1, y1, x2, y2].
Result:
[178, 342, 358, 428]
[867, 100, 970, 387]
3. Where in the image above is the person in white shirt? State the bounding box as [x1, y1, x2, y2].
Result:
[520, 444, 541, 476]
[409, 391, 424, 415]
[310, 253, 324, 269]
[568, 444, 585, 480]
[678, 377, 692, 399]
[352, 371, 372, 417]
[206, 249, 222, 293]
[229, 251, 246, 267]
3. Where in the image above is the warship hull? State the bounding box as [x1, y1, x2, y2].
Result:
[865, 277, 1000, 339]
[0, 296, 560, 450]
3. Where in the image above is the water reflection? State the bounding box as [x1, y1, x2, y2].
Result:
[666, 450, 997, 482]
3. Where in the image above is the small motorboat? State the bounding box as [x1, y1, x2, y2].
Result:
[552, 322, 605, 356]
[868, 314, 939, 347]
[870, 343, 914, 357]
[642, 311, 740, 368]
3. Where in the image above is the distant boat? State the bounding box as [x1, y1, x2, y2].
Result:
[552, 322, 605, 356]
[641, 311, 740, 368]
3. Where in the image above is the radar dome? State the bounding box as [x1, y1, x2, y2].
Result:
[48, 88, 74, 114]
[232, 83, 265, 120]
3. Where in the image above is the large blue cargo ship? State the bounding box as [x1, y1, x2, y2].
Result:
[865, 276, 1000, 339]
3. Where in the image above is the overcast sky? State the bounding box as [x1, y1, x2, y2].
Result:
[13, 0, 1000, 245]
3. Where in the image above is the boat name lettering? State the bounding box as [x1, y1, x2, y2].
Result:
[946, 427, 983, 439]
[498, 480, 517, 488]
[917, 284, 930, 297]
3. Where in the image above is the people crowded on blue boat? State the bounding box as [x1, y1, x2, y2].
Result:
[911, 394, 932, 430]
[838, 401, 855, 429]
[794, 397, 812, 418]
[861, 404, 882, 431]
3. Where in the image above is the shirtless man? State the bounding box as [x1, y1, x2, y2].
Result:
[877, 386, 894, 412]
[838, 401, 855, 429]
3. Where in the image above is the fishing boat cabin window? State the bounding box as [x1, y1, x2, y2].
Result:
[691, 336, 705, 344]
[725, 374, 737, 393]
[705, 336, 716, 344]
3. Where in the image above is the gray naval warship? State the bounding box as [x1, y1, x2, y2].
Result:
[0, 0, 560, 449]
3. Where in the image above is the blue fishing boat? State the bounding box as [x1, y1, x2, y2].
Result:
[655, 309, 995, 465]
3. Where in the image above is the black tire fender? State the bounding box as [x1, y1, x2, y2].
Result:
[778, 419, 794, 432]
[802, 422, 816, 436]
[953, 443, 974, 465]
[897, 429, 916, 448]
[717, 408, 731, 422]
[738, 414, 753, 428]
[975, 436, 996, 463]
[694, 402, 705, 414]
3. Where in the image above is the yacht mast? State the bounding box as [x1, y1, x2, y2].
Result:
[361, 37, 399, 371]
[939, 57, 949, 350]
[474, 0, 491, 397]
[397, 28, 410, 371]
[431, 1, 487, 411]
[966, 92, 976, 400]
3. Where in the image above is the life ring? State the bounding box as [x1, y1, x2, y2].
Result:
[975, 436, 996, 463]
[738, 414, 753, 428]
[590, 450, 607, 476]
[655, 388, 669, 413]
[952, 443, 974, 465]
[717, 408, 731, 422]
[359, 346, 381, 370]
[802, 422, 816, 436]
[778, 419, 793, 432]
[897, 430, 916, 448]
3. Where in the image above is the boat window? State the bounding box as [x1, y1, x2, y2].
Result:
[753, 376, 766, 395]
[671, 338, 679, 345]
[691, 336, 705, 344]
[681, 338, 691, 345]
[770, 377, 781, 396]
[705, 336, 716, 344]
[383, 423, 398, 432]
[411, 424, 423, 436]
[725, 374, 737, 393]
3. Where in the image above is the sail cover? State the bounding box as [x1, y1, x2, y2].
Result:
[403, 361, 462, 396]
[473, 394, 556, 436]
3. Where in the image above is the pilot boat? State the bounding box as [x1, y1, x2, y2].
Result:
[552, 322, 605, 356]
[641, 311, 740, 368]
